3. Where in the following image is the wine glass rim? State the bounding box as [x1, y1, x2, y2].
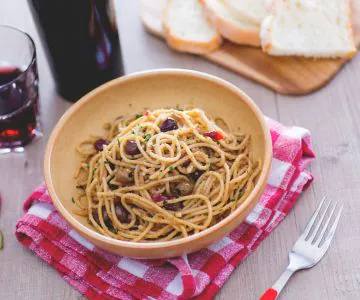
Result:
[0, 25, 36, 90]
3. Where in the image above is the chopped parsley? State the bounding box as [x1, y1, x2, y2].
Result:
[91, 168, 97, 181]
[135, 113, 143, 119]
[144, 134, 151, 142]
[131, 129, 135, 134]
[104, 160, 110, 165]
[175, 104, 183, 111]
[117, 139, 121, 147]
[71, 197, 75, 204]
[168, 166, 174, 172]
[0, 230, 3, 250]
[111, 228, 119, 234]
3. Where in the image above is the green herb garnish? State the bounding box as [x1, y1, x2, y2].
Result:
[117, 139, 121, 147]
[144, 134, 151, 142]
[135, 113, 143, 119]
[71, 197, 75, 204]
[104, 160, 109, 165]
[91, 168, 97, 181]
[0, 230, 3, 250]
[111, 228, 119, 234]
[176, 104, 184, 111]
[131, 129, 135, 134]
[168, 166, 174, 172]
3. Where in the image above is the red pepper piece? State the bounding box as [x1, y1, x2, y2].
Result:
[204, 131, 224, 141]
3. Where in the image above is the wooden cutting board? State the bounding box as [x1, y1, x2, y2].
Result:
[141, 0, 360, 95]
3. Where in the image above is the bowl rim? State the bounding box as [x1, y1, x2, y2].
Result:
[44, 68, 272, 250]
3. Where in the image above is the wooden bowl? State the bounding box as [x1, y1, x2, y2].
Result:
[44, 69, 272, 259]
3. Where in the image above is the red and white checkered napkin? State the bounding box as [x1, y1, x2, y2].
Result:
[15, 118, 315, 300]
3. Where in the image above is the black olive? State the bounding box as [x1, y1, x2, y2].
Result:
[108, 183, 118, 190]
[163, 201, 183, 211]
[94, 139, 109, 151]
[92, 210, 100, 224]
[102, 207, 111, 227]
[160, 118, 178, 132]
[114, 199, 130, 223]
[182, 159, 191, 167]
[125, 140, 140, 155]
[189, 170, 205, 181]
[92, 207, 112, 228]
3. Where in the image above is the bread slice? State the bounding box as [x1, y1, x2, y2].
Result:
[201, 0, 261, 47]
[223, 0, 268, 25]
[261, 0, 357, 59]
[163, 0, 223, 54]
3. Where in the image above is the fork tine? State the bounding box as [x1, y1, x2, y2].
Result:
[314, 203, 337, 246]
[301, 196, 326, 239]
[320, 204, 343, 250]
[308, 199, 332, 243]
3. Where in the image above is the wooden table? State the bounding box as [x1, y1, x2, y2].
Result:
[1, 1, 359, 299]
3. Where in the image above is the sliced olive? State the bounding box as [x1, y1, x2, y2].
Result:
[189, 170, 205, 181]
[114, 198, 130, 224]
[160, 118, 178, 132]
[182, 159, 191, 167]
[92, 207, 112, 228]
[94, 139, 109, 151]
[163, 201, 183, 211]
[125, 140, 140, 155]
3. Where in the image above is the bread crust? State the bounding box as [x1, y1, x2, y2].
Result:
[201, 0, 261, 47]
[163, 0, 223, 54]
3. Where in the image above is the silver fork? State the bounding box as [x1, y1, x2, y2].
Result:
[260, 197, 343, 300]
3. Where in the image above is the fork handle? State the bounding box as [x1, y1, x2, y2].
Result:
[260, 267, 295, 300]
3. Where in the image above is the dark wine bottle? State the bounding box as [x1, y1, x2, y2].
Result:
[28, 0, 124, 102]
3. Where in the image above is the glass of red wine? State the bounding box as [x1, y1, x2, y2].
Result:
[0, 25, 41, 154]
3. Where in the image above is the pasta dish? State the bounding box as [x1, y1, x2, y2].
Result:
[74, 108, 260, 242]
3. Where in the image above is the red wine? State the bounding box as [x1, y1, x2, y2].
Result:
[28, 0, 124, 102]
[0, 66, 38, 148]
[0, 66, 21, 85]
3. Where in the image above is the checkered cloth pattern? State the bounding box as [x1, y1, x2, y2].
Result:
[15, 118, 315, 300]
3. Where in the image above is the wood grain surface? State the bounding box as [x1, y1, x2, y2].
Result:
[0, 1, 360, 300]
[142, 0, 360, 95]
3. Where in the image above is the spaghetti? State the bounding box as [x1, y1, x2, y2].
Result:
[74, 108, 261, 242]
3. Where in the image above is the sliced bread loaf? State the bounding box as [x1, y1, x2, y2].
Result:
[201, 0, 261, 46]
[163, 0, 223, 54]
[261, 0, 357, 59]
[223, 0, 268, 25]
